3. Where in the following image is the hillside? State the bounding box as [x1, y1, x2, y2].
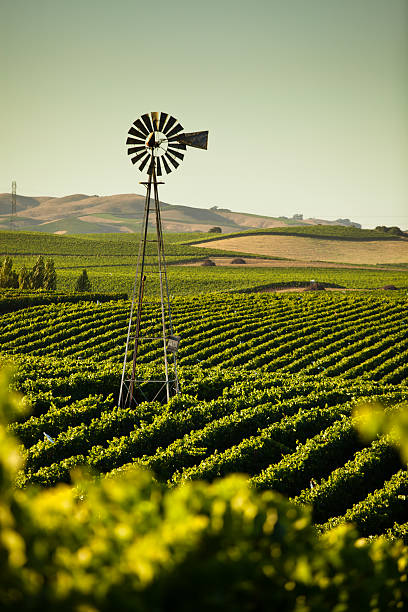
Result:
[0, 192, 362, 234]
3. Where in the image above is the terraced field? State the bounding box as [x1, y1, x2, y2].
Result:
[3, 292, 408, 538]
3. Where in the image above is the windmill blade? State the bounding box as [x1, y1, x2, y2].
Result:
[156, 157, 163, 176]
[158, 112, 168, 132]
[141, 113, 154, 133]
[126, 136, 146, 146]
[134, 118, 149, 136]
[128, 146, 146, 155]
[176, 131, 208, 150]
[151, 112, 160, 131]
[166, 142, 186, 150]
[139, 154, 150, 172]
[128, 126, 147, 140]
[166, 123, 184, 139]
[131, 151, 148, 165]
[167, 147, 184, 161]
[165, 152, 180, 170]
[127, 113, 208, 175]
[162, 155, 172, 174]
[163, 115, 177, 134]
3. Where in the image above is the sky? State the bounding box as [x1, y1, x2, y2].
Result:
[1, 0, 407, 229]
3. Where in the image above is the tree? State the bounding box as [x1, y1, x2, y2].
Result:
[375, 225, 404, 236]
[75, 269, 92, 292]
[31, 256, 45, 290]
[18, 265, 31, 290]
[209, 226, 222, 233]
[0, 256, 18, 288]
[388, 226, 403, 236]
[44, 259, 57, 290]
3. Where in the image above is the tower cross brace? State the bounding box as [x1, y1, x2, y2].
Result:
[118, 152, 179, 408]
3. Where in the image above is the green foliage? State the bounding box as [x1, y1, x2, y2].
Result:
[294, 435, 403, 524]
[322, 469, 408, 536]
[2, 294, 407, 385]
[355, 401, 408, 465]
[0, 229, 244, 259]
[44, 258, 57, 290]
[0, 289, 127, 314]
[2, 228, 408, 296]
[1, 376, 408, 610]
[2, 289, 408, 543]
[52, 264, 408, 296]
[376, 225, 406, 237]
[30, 255, 45, 289]
[2, 226, 408, 607]
[2, 257, 57, 291]
[75, 269, 92, 292]
[17, 265, 31, 290]
[188, 224, 404, 244]
[0, 257, 18, 289]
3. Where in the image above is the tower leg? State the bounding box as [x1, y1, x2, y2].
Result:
[152, 169, 171, 402]
[118, 154, 180, 409]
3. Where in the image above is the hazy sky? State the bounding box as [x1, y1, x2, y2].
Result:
[1, 0, 407, 228]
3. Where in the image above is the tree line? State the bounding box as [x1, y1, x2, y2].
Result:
[0, 256, 57, 290]
[0, 257, 92, 292]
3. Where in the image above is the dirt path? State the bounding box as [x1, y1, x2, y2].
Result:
[262, 287, 370, 293]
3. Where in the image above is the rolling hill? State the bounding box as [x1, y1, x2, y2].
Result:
[0, 192, 362, 234]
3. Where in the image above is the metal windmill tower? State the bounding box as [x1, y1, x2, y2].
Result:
[118, 112, 208, 408]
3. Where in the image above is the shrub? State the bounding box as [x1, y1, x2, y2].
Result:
[31, 256, 46, 290]
[75, 269, 92, 292]
[44, 259, 57, 290]
[18, 265, 31, 290]
[0, 257, 18, 289]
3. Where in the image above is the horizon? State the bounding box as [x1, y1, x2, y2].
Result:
[0, 189, 394, 230]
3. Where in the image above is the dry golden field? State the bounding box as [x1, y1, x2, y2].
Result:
[195, 235, 408, 265]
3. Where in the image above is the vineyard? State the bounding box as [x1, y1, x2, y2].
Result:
[1, 225, 408, 609]
[2, 291, 408, 539]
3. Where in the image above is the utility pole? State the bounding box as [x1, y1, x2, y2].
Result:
[10, 181, 16, 230]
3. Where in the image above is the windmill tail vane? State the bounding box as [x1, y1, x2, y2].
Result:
[118, 112, 208, 409]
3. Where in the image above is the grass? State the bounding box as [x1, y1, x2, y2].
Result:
[0, 230, 252, 259]
[187, 225, 405, 243]
[53, 265, 408, 295]
[1, 229, 407, 295]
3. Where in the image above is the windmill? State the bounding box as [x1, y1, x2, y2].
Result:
[118, 112, 208, 408]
